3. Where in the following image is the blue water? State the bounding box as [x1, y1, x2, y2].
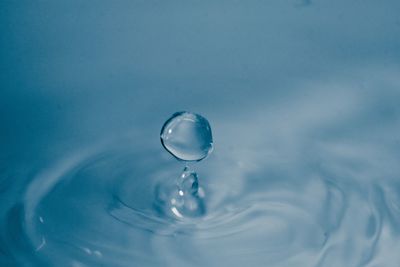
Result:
[1, 1, 400, 266]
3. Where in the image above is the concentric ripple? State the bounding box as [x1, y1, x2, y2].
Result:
[6, 135, 397, 267]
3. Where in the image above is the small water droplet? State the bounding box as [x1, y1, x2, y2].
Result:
[160, 111, 213, 161]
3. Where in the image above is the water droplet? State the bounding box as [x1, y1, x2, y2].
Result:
[169, 167, 206, 217]
[160, 111, 213, 162]
[157, 112, 212, 219]
[177, 166, 199, 195]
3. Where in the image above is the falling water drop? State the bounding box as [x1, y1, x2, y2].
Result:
[159, 111, 213, 218]
[160, 111, 213, 161]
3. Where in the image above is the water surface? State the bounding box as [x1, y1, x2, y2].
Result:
[1, 1, 400, 266]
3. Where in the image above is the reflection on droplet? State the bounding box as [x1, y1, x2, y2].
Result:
[171, 207, 184, 218]
[160, 111, 213, 162]
[35, 237, 46, 251]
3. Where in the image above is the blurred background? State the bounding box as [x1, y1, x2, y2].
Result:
[1, 0, 399, 158]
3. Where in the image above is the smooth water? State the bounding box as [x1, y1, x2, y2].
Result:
[1, 1, 400, 267]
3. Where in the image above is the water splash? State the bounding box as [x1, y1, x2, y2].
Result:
[159, 112, 213, 218]
[168, 166, 206, 218]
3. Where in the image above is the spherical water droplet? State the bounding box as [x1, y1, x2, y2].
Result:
[160, 111, 213, 161]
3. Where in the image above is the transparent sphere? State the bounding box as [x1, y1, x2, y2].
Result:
[160, 111, 213, 161]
